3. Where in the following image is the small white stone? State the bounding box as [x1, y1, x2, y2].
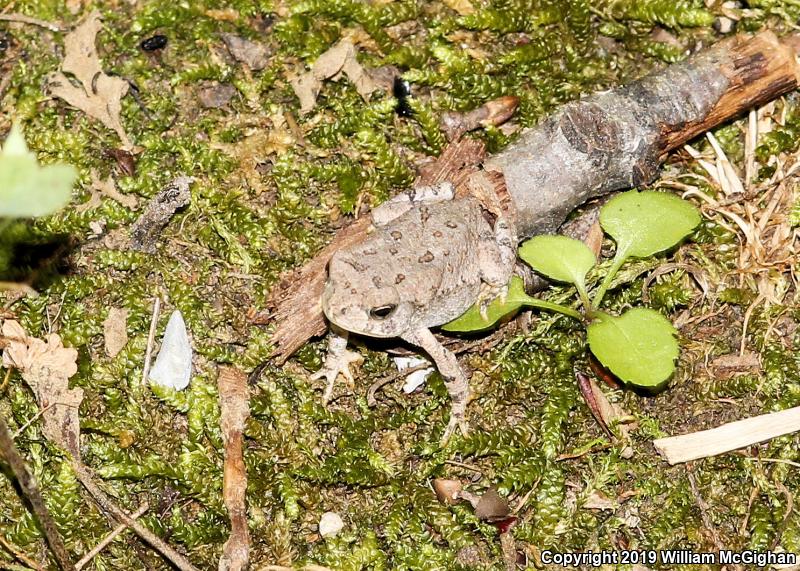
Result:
[393, 356, 434, 393]
[149, 310, 192, 390]
[319, 511, 344, 538]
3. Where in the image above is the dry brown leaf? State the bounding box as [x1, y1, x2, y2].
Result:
[474, 487, 511, 521]
[2, 320, 82, 455]
[290, 39, 380, 114]
[198, 81, 237, 109]
[79, 170, 138, 213]
[583, 490, 617, 511]
[222, 33, 271, 71]
[103, 307, 129, 358]
[46, 11, 132, 148]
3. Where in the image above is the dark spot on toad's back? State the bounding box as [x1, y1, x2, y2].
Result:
[446, 221, 457, 228]
[420, 206, 430, 222]
[345, 259, 366, 272]
[389, 247, 398, 255]
[419, 251, 434, 263]
[395, 274, 405, 284]
[433, 230, 442, 238]
[391, 230, 402, 240]
[372, 276, 382, 288]
[364, 248, 377, 255]
[140, 34, 168, 51]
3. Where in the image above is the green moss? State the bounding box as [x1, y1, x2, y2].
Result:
[2, 0, 799, 568]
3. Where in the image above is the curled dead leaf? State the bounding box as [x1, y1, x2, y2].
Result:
[290, 39, 380, 114]
[474, 487, 511, 522]
[222, 33, 271, 71]
[2, 320, 82, 455]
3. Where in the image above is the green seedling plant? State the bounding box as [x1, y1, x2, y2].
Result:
[0, 123, 76, 223]
[444, 190, 701, 389]
[0, 122, 76, 283]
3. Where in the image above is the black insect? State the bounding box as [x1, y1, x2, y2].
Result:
[140, 34, 168, 52]
[393, 76, 414, 117]
[0, 33, 11, 52]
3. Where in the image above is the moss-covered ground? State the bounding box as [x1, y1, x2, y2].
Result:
[1, 0, 800, 569]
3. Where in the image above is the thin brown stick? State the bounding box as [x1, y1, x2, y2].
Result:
[74, 503, 149, 570]
[686, 467, 742, 571]
[71, 462, 200, 571]
[0, 415, 75, 570]
[0, 13, 62, 32]
[218, 367, 250, 571]
[366, 363, 431, 406]
[141, 298, 161, 386]
[0, 534, 41, 571]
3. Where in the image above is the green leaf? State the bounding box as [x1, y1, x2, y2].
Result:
[587, 308, 679, 388]
[0, 123, 76, 217]
[599, 190, 700, 258]
[518, 234, 596, 286]
[441, 275, 529, 333]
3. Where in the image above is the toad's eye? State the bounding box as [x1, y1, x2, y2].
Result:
[369, 304, 397, 319]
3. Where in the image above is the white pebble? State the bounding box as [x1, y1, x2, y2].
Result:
[319, 511, 344, 538]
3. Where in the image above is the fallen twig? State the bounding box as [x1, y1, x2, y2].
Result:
[75, 503, 149, 570]
[218, 367, 250, 571]
[0, 13, 63, 32]
[0, 533, 42, 571]
[0, 414, 75, 570]
[71, 462, 200, 571]
[653, 405, 800, 464]
[141, 297, 161, 386]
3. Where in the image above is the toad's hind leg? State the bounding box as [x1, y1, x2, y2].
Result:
[401, 327, 470, 443]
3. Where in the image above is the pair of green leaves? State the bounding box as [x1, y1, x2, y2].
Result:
[444, 190, 700, 389]
[0, 124, 76, 218]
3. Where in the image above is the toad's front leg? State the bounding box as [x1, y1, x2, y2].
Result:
[401, 327, 470, 443]
[312, 324, 363, 402]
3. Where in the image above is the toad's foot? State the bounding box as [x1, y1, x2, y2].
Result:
[312, 326, 362, 403]
[441, 393, 470, 445]
[311, 348, 363, 403]
[477, 282, 508, 320]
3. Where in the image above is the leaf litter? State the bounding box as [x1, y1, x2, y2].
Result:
[290, 39, 381, 114]
[1, 319, 81, 455]
[46, 11, 132, 149]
